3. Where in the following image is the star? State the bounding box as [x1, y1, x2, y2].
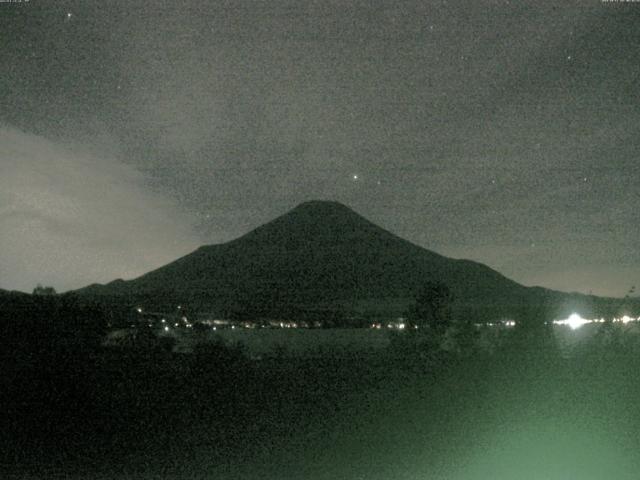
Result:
[352, 174, 359, 181]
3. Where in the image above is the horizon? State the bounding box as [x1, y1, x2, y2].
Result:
[4, 199, 634, 302]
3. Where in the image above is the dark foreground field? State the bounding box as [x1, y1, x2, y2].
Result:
[3, 327, 640, 480]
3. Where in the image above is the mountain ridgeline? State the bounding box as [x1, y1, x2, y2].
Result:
[74, 201, 625, 323]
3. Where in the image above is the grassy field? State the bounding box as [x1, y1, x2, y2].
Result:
[183, 328, 392, 358]
[4, 323, 640, 479]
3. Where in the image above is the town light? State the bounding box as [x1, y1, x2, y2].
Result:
[554, 313, 590, 330]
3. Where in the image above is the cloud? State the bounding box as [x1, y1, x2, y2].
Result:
[0, 127, 201, 292]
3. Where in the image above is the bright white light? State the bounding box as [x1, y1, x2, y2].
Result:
[555, 313, 590, 330]
[136, 307, 143, 313]
[567, 314, 589, 330]
[398, 323, 406, 330]
[621, 315, 633, 324]
[164, 326, 169, 332]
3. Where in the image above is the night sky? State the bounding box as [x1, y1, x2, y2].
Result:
[1, 0, 638, 296]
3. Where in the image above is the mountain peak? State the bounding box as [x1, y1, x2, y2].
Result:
[285, 200, 368, 224]
[292, 200, 354, 213]
[235, 200, 387, 248]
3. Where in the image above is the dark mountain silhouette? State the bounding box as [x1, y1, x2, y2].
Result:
[0, 289, 30, 302]
[73, 201, 621, 322]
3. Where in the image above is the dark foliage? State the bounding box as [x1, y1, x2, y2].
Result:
[32, 284, 57, 296]
[406, 281, 454, 333]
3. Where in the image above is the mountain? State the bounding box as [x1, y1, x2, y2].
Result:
[73, 201, 621, 322]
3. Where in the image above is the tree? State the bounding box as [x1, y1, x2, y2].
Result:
[620, 285, 636, 314]
[32, 284, 57, 296]
[407, 281, 453, 335]
[388, 281, 457, 363]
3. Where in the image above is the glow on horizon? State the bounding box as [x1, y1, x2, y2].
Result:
[553, 313, 640, 330]
[556, 313, 591, 330]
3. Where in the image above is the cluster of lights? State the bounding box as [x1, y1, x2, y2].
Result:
[136, 306, 638, 334]
[553, 313, 640, 330]
[153, 313, 195, 332]
[370, 319, 415, 330]
[473, 320, 517, 328]
[278, 322, 299, 329]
